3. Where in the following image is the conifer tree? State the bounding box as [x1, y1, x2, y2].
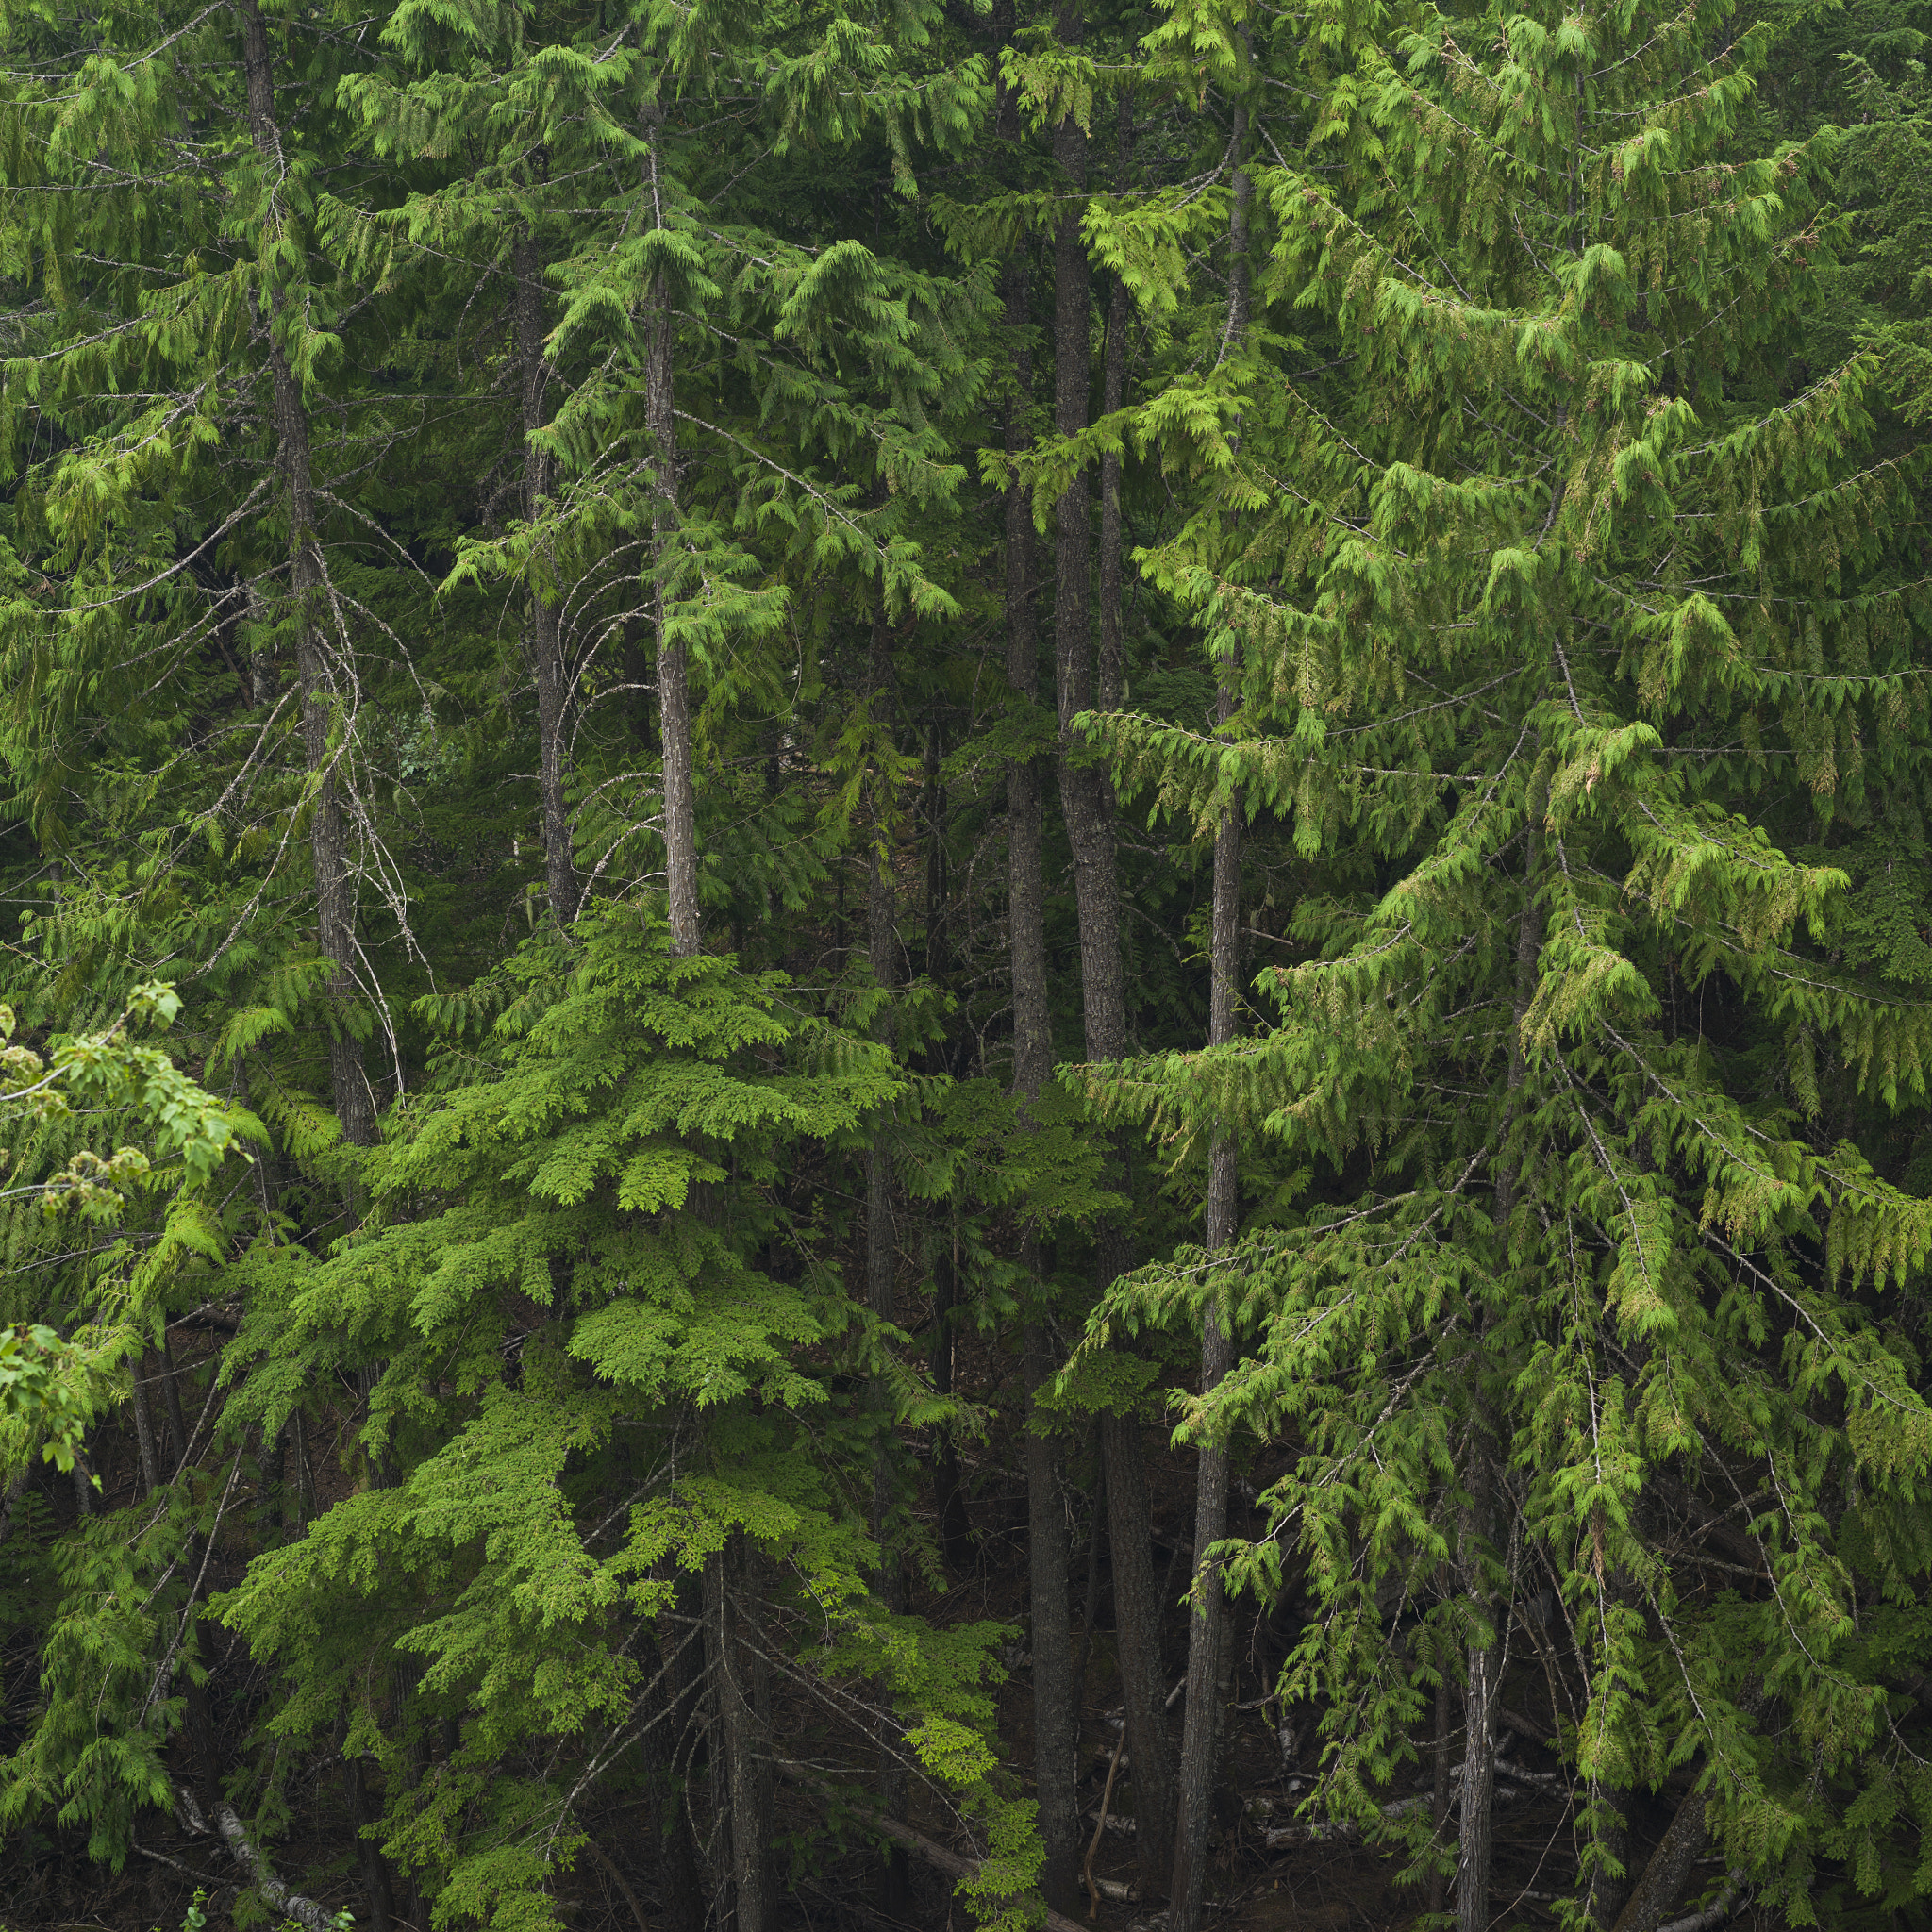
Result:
[1082, 0, 1932, 1923]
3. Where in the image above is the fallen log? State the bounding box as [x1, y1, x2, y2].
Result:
[177, 1789, 339, 1932]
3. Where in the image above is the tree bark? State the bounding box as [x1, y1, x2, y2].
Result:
[997, 17, 1078, 1908]
[1609, 1787, 1712, 1932]
[512, 227, 578, 925]
[238, 0, 372, 1159]
[710, 1537, 774, 1932]
[1097, 86, 1133, 717]
[1101, 1412, 1174, 1893]
[642, 106, 697, 958]
[1167, 104, 1252, 1931]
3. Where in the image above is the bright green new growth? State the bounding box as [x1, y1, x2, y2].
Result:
[1077, 0, 1932, 1919]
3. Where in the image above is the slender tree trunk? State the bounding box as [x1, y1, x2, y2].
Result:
[1046, 0, 1172, 1893]
[1168, 102, 1253, 1932]
[1429, 1668, 1454, 1917]
[710, 1537, 774, 1932]
[1458, 781, 1545, 1932]
[1097, 87, 1133, 718]
[1100, 1413, 1174, 1891]
[864, 613, 910, 1917]
[238, 0, 372, 1159]
[995, 20, 1079, 1908]
[641, 1614, 706, 1932]
[348, 1755, 395, 1932]
[641, 108, 697, 958]
[512, 228, 578, 924]
[129, 1358, 162, 1496]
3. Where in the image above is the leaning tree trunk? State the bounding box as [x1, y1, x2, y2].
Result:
[996, 15, 1081, 1907]
[512, 227, 579, 924]
[641, 107, 697, 958]
[239, 0, 371, 1160]
[1167, 102, 1253, 1932]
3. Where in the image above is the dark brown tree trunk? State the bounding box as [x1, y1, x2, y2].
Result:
[642, 108, 697, 958]
[997, 17, 1079, 1909]
[1168, 103, 1253, 1932]
[238, 0, 372, 1160]
[129, 1358, 162, 1497]
[1097, 87, 1133, 718]
[709, 1537, 774, 1932]
[348, 1755, 395, 1932]
[512, 228, 578, 924]
[1609, 1787, 1711, 1932]
[1101, 1412, 1174, 1892]
[1429, 1668, 1453, 1917]
[1457, 771, 1546, 1932]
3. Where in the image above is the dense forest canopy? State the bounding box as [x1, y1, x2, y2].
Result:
[0, 0, 1929, 1929]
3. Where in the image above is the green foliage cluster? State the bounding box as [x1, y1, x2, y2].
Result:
[0, 0, 1928, 1924]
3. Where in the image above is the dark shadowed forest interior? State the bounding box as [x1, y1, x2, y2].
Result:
[1, 0, 1930, 1929]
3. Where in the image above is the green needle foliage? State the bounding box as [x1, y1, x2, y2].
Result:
[1082, 0, 1932, 1920]
[3, 0, 1932, 1922]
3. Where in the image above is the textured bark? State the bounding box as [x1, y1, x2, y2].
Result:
[1429, 1669, 1453, 1916]
[642, 106, 696, 958]
[1097, 89, 1133, 717]
[1004, 271, 1049, 1099]
[239, 0, 372, 1157]
[1589, 1785, 1633, 1929]
[1609, 1788, 1712, 1932]
[175, 1790, 337, 1932]
[710, 1539, 774, 1932]
[1102, 1411, 1174, 1894]
[1050, 0, 1126, 1073]
[512, 227, 578, 924]
[129, 1363, 161, 1497]
[1456, 1585, 1499, 1932]
[998, 21, 1075, 1906]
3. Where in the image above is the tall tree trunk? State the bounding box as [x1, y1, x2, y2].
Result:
[710, 1537, 774, 1932]
[1458, 774, 1545, 1932]
[238, 0, 373, 1161]
[512, 228, 578, 924]
[1168, 101, 1252, 1932]
[641, 107, 697, 958]
[864, 612, 910, 1917]
[1097, 87, 1133, 718]
[997, 15, 1080, 1908]
[1050, 5, 1169, 1890]
[1101, 1411, 1174, 1891]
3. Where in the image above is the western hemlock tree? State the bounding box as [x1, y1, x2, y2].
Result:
[1083, 0, 1932, 1923]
